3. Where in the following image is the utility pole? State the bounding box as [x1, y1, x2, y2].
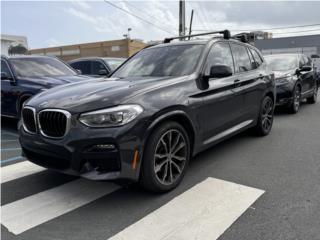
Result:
[179, 0, 186, 39]
[188, 9, 194, 40]
[123, 28, 132, 39]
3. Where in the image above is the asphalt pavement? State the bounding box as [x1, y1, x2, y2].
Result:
[1, 97, 319, 240]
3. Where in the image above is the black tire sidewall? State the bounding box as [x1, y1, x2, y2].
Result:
[140, 121, 190, 192]
[290, 85, 301, 113]
[257, 96, 274, 136]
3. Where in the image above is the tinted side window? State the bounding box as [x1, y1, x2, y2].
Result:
[246, 48, 256, 69]
[1, 60, 12, 78]
[249, 48, 263, 67]
[91, 61, 108, 75]
[231, 44, 253, 72]
[303, 56, 312, 66]
[70, 61, 91, 75]
[205, 42, 234, 75]
[299, 56, 305, 68]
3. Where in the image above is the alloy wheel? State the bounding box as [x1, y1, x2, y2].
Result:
[293, 87, 301, 111]
[154, 129, 187, 185]
[261, 98, 274, 132]
[314, 86, 318, 99]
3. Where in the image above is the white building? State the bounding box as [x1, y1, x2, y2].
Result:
[1, 34, 28, 56]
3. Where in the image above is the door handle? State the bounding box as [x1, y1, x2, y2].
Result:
[234, 79, 240, 83]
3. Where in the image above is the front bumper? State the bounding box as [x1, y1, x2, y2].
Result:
[275, 81, 295, 106]
[19, 118, 150, 181]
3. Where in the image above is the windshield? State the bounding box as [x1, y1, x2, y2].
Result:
[103, 58, 126, 71]
[10, 57, 76, 78]
[265, 55, 298, 71]
[112, 44, 204, 78]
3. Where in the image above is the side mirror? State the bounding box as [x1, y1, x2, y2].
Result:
[209, 65, 233, 79]
[98, 69, 108, 76]
[75, 69, 82, 75]
[1, 72, 13, 80]
[297, 66, 312, 73]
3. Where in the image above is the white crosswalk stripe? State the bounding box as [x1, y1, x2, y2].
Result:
[1, 179, 120, 235]
[109, 177, 264, 240]
[1, 161, 45, 183]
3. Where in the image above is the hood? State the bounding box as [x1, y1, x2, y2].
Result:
[27, 76, 181, 113]
[273, 69, 295, 79]
[21, 75, 90, 88]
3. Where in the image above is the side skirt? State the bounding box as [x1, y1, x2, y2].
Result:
[203, 120, 254, 146]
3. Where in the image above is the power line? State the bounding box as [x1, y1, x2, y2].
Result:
[103, 0, 175, 35]
[189, 1, 208, 32]
[193, 23, 320, 32]
[121, 1, 172, 30]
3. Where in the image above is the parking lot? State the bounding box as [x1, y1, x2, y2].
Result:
[0, 97, 319, 240]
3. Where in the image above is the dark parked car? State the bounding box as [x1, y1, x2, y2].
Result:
[265, 54, 318, 113]
[1, 55, 89, 118]
[68, 57, 126, 77]
[20, 30, 275, 192]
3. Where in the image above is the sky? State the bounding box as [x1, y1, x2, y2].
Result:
[1, 1, 320, 49]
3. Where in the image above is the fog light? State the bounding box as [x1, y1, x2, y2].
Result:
[87, 144, 116, 152]
[95, 144, 115, 149]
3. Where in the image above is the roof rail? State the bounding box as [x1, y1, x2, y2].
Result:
[232, 33, 251, 43]
[163, 30, 231, 43]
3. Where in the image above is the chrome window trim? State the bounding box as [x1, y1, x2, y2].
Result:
[37, 109, 71, 139]
[22, 106, 37, 134]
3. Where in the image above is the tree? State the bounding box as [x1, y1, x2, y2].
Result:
[8, 44, 28, 55]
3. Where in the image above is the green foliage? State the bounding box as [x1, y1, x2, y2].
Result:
[8, 44, 28, 55]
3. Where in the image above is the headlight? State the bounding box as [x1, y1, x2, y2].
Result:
[79, 105, 143, 127]
[276, 74, 293, 84]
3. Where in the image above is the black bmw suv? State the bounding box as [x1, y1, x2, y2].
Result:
[265, 54, 318, 113]
[20, 31, 275, 192]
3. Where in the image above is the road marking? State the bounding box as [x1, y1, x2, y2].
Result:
[1, 147, 21, 151]
[109, 177, 264, 240]
[1, 131, 18, 137]
[1, 161, 44, 183]
[2, 179, 120, 235]
[1, 139, 19, 142]
[1, 156, 24, 164]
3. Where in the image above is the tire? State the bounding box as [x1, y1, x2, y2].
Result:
[306, 84, 318, 104]
[288, 85, 301, 114]
[140, 121, 190, 192]
[253, 95, 274, 136]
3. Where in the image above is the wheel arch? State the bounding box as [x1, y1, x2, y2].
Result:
[143, 109, 196, 158]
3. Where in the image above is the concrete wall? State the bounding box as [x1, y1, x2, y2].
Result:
[29, 39, 146, 61]
[255, 34, 320, 57]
